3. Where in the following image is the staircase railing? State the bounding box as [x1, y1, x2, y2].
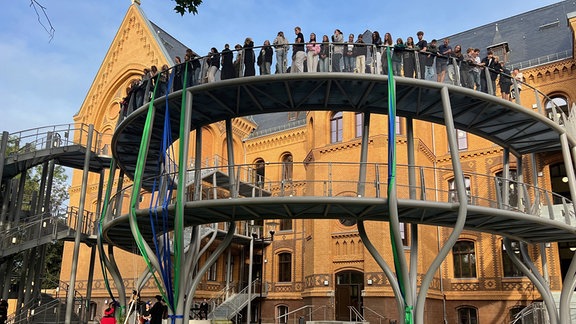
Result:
[362, 306, 387, 324]
[510, 302, 549, 324]
[208, 282, 237, 311]
[0, 206, 96, 257]
[209, 279, 259, 319]
[348, 306, 365, 322]
[6, 123, 111, 157]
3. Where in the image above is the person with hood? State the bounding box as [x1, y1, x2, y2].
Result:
[243, 37, 256, 77]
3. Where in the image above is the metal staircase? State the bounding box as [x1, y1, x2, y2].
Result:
[0, 207, 95, 258]
[209, 279, 259, 320]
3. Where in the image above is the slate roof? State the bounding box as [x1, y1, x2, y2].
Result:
[445, 0, 576, 69]
[247, 112, 307, 139]
[137, 2, 576, 137]
[149, 21, 197, 64]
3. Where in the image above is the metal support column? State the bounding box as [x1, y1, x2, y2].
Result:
[406, 117, 419, 303]
[415, 87, 469, 324]
[225, 119, 237, 198]
[247, 232, 254, 324]
[559, 133, 576, 323]
[194, 127, 203, 201]
[65, 124, 94, 324]
[84, 245, 97, 324]
[503, 238, 558, 324]
[357, 112, 371, 196]
[175, 91, 193, 324]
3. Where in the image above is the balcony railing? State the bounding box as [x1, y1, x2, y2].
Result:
[104, 161, 575, 226]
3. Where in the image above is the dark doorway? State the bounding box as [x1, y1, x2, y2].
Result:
[335, 270, 364, 320]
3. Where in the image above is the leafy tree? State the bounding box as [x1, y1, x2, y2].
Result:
[2, 134, 69, 289]
[172, 0, 204, 15]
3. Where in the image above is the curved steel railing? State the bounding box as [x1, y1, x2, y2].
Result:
[121, 42, 567, 130]
[5, 123, 112, 156]
[103, 161, 575, 226]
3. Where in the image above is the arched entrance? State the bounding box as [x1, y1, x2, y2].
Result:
[335, 270, 364, 321]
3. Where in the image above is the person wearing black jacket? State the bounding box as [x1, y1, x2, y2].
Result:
[354, 34, 367, 74]
[207, 47, 220, 83]
[221, 44, 234, 80]
[258, 40, 273, 75]
[243, 37, 256, 77]
[480, 50, 498, 94]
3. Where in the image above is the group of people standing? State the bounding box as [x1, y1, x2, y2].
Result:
[120, 28, 526, 118]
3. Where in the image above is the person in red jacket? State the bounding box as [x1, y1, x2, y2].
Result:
[100, 302, 117, 324]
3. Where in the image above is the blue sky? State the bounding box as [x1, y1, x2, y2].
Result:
[0, 0, 562, 133]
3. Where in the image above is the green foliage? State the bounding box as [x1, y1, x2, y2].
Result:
[42, 241, 65, 288]
[172, 0, 203, 15]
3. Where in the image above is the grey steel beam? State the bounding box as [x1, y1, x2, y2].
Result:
[66, 124, 94, 324]
[175, 89, 194, 323]
[357, 112, 371, 196]
[415, 86, 468, 324]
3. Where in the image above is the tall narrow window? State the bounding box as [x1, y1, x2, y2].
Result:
[448, 177, 471, 203]
[282, 153, 293, 181]
[278, 305, 289, 324]
[457, 307, 478, 324]
[278, 252, 292, 282]
[546, 95, 569, 120]
[395, 116, 403, 135]
[254, 159, 265, 187]
[502, 240, 524, 277]
[457, 129, 468, 150]
[495, 170, 518, 208]
[331, 112, 343, 143]
[207, 256, 217, 281]
[453, 241, 477, 278]
[355, 113, 363, 138]
[280, 219, 292, 231]
[400, 222, 409, 246]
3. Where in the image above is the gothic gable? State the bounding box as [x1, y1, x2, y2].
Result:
[73, 4, 172, 132]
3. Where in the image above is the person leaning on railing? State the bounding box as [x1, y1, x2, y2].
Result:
[206, 47, 220, 83]
[372, 31, 383, 74]
[498, 60, 513, 101]
[403, 36, 417, 78]
[459, 48, 475, 89]
[291, 26, 306, 73]
[306, 33, 321, 73]
[243, 37, 256, 77]
[447, 44, 463, 85]
[273, 31, 289, 74]
[221, 44, 235, 80]
[331, 29, 344, 72]
[319, 35, 330, 72]
[233, 44, 243, 77]
[257, 40, 273, 75]
[392, 38, 405, 76]
[354, 34, 367, 74]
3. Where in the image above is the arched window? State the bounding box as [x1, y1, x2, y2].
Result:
[549, 163, 571, 204]
[495, 170, 518, 208]
[502, 240, 524, 278]
[278, 252, 292, 282]
[457, 306, 478, 324]
[277, 305, 289, 324]
[545, 95, 569, 120]
[448, 177, 471, 203]
[453, 241, 477, 278]
[331, 112, 343, 143]
[254, 158, 265, 186]
[355, 113, 363, 138]
[281, 153, 293, 181]
[207, 252, 217, 281]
